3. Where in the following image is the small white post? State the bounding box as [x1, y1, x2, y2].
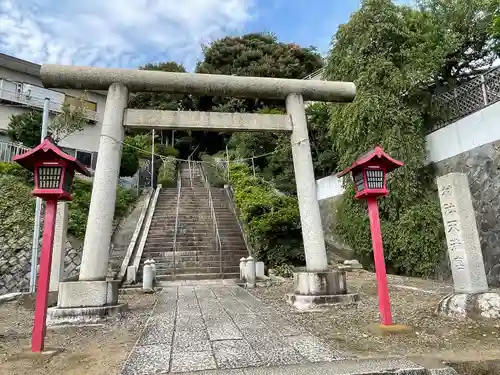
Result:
[246, 256, 256, 288]
[149, 259, 156, 282]
[240, 257, 247, 280]
[143, 263, 154, 291]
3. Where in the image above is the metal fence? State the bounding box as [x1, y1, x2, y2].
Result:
[430, 66, 500, 132]
[0, 141, 30, 162]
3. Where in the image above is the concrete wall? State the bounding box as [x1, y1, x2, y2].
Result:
[316, 175, 345, 201]
[0, 66, 106, 153]
[426, 100, 500, 164]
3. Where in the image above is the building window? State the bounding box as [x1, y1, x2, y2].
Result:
[60, 147, 94, 169]
[76, 150, 93, 168]
[64, 95, 97, 112]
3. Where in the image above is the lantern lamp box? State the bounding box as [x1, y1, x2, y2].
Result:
[12, 137, 90, 201]
[337, 146, 404, 200]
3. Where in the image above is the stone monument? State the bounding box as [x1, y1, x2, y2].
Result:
[436, 173, 500, 319]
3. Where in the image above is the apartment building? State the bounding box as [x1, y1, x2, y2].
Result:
[0, 53, 107, 169]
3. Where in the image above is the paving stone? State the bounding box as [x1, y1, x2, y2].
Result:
[253, 310, 306, 337]
[242, 329, 289, 350]
[170, 350, 217, 373]
[205, 319, 243, 340]
[212, 339, 262, 369]
[121, 344, 171, 375]
[286, 334, 345, 362]
[138, 313, 175, 346]
[212, 287, 254, 317]
[256, 347, 305, 366]
[173, 329, 210, 352]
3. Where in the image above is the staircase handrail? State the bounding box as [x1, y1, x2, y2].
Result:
[225, 184, 252, 256]
[172, 169, 182, 278]
[198, 162, 223, 276]
[187, 145, 199, 188]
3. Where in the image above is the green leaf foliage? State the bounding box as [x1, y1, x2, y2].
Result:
[323, 0, 499, 276]
[200, 154, 227, 188]
[0, 163, 136, 240]
[229, 163, 304, 267]
[157, 157, 178, 188]
[7, 111, 42, 148]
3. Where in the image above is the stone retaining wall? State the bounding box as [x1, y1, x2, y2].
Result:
[433, 139, 500, 286]
[0, 236, 83, 295]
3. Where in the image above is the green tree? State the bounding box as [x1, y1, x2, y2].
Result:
[196, 32, 323, 113]
[8, 97, 88, 147]
[325, 0, 499, 276]
[7, 111, 42, 147]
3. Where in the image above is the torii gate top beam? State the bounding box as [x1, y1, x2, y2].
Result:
[40, 64, 356, 103]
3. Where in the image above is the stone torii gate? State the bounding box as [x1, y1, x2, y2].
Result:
[41, 64, 357, 318]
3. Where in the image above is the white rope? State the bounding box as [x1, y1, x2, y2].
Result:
[100, 133, 291, 164]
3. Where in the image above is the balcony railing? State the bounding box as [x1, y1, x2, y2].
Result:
[0, 82, 98, 122]
[429, 66, 500, 133]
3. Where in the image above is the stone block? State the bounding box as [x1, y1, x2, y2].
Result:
[47, 303, 128, 326]
[437, 173, 489, 293]
[294, 271, 347, 295]
[437, 292, 500, 319]
[255, 261, 265, 279]
[287, 271, 359, 311]
[126, 266, 136, 284]
[57, 280, 119, 308]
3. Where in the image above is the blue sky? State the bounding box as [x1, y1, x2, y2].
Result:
[0, 0, 395, 71]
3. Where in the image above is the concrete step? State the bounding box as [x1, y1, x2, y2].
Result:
[141, 252, 246, 261]
[151, 265, 240, 274]
[143, 249, 243, 257]
[143, 260, 239, 269]
[156, 273, 239, 281]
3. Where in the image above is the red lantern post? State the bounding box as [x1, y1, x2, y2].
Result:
[13, 137, 90, 352]
[338, 146, 404, 326]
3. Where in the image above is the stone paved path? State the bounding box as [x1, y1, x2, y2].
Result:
[121, 282, 345, 374]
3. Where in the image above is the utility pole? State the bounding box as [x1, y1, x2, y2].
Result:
[151, 129, 155, 188]
[30, 98, 50, 293]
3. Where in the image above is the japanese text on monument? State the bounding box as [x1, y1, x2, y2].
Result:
[439, 183, 466, 270]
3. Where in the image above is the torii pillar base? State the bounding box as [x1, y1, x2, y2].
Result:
[286, 271, 359, 312]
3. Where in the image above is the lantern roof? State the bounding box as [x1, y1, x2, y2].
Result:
[337, 145, 404, 178]
[12, 137, 91, 176]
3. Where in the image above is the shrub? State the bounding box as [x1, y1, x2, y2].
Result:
[155, 144, 180, 158]
[200, 154, 227, 188]
[68, 179, 136, 239]
[157, 156, 177, 187]
[0, 162, 33, 182]
[273, 264, 294, 278]
[229, 163, 304, 267]
[335, 184, 446, 277]
[0, 162, 136, 241]
[120, 142, 140, 177]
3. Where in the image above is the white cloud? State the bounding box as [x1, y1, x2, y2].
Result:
[0, 0, 254, 70]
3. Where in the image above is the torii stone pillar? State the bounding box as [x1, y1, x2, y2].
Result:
[40, 64, 358, 316]
[79, 83, 128, 281]
[287, 93, 328, 271]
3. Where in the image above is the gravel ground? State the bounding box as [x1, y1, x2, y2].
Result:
[0, 293, 156, 375]
[250, 270, 500, 362]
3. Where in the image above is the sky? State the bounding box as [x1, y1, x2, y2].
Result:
[0, 0, 403, 71]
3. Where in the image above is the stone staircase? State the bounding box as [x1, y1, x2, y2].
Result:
[139, 162, 248, 281]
